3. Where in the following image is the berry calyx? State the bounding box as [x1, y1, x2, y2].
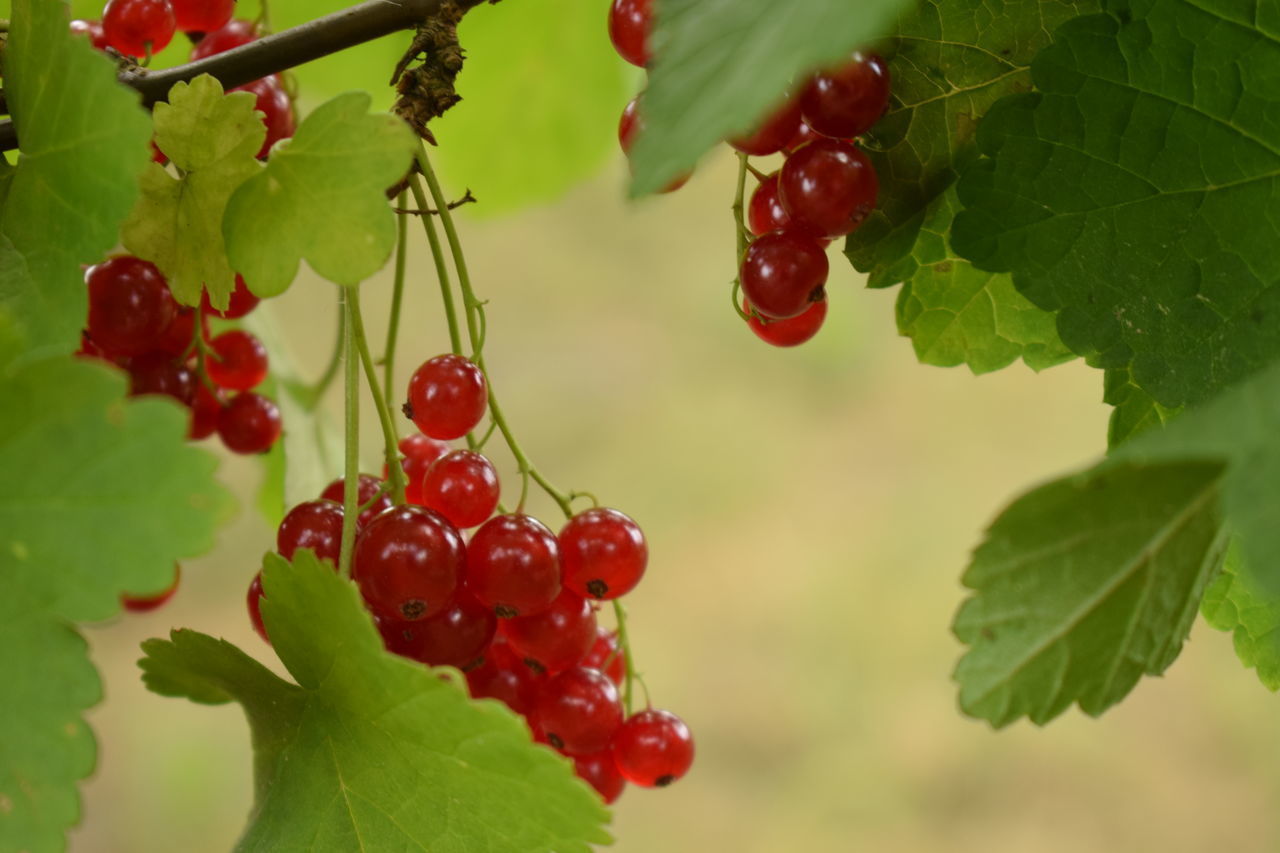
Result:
[573, 750, 626, 804]
[353, 506, 464, 621]
[799, 52, 891, 140]
[500, 589, 598, 674]
[729, 97, 803, 157]
[559, 508, 648, 600]
[206, 329, 269, 391]
[232, 76, 296, 159]
[170, 0, 234, 33]
[745, 296, 828, 347]
[321, 474, 393, 529]
[121, 564, 180, 612]
[778, 139, 878, 238]
[380, 590, 497, 669]
[102, 0, 177, 57]
[421, 449, 500, 529]
[247, 572, 269, 642]
[86, 256, 178, 357]
[466, 514, 562, 618]
[608, 0, 652, 68]
[191, 18, 256, 60]
[405, 354, 488, 440]
[611, 709, 694, 787]
[397, 433, 452, 505]
[532, 666, 624, 755]
[217, 392, 282, 454]
[738, 230, 829, 320]
[276, 500, 345, 565]
[201, 274, 260, 319]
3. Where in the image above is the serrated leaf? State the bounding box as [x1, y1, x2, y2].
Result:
[0, 0, 151, 360]
[140, 551, 612, 852]
[222, 93, 416, 297]
[0, 356, 235, 852]
[952, 0, 1280, 409]
[121, 76, 265, 310]
[629, 0, 913, 195]
[1103, 366, 1182, 447]
[1199, 542, 1280, 690]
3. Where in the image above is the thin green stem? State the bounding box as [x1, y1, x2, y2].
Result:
[337, 294, 360, 579]
[349, 288, 407, 506]
[383, 188, 410, 397]
[612, 600, 647, 714]
[408, 174, 463, 356]
[734, 151, 750, 259]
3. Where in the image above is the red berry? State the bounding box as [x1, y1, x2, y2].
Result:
[277, 499, 345, 565]
[574, 750, 626, 803]
[559, 508, 647, 600]
[217, 391, 282, 454]
[799, 53, 891, 140]
[321, 474, 392, 529]
[201, 274, 260, 319]
[170, 0, 234, 33]
[729, 97, 803, 157]
[466, 514, 562, 618]
[738, 230, 829, 320]
[532, 667, 624, 756]
[128, 352, 196, 405]
[778, 139, 878, 238]
[582, 628, 625, 686]
[379, 590, 497, 669]
[86, 256, 178, 357]
[611, 709, 694, 787]
[189, 383, 223, 440]
[745, 296, 828, 347]
[247, 572, 268, 642]
[102, 0, 176, 57]
[500, 589, 598, 675]
[619, 96, 690, 194]
[405, 354, 487, 440]
[421, 450, 500, 529]
[397, 434, 452, 505]
[70, 19, 110, 49]
[747, 172, 793, 237]
[121, 564, 180, 612]
[232, 76, 296, 159]
[353, 506, 464, 621]
[190, 18, 256, 60]
[784, 121, 822, 153]
[153, 307, 207, 358]
[608, 0, 652, 67]
[206, 330, 269, 391]
[466, 639, 544, 715]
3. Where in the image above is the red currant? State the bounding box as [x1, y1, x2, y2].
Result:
[121, 564, 180, 612]
[86, 256, 178, 357]
[191, 18, 256, 60]
[784, 121, 822, 153]
[206, 330, 268, 391]
[170, 0, 234, 33]
[582, 628, 625, 685]
[421, 450, 500, 529]
[619, 96, 690, 193]
[247, 572, 269, 642]
[729, 97, 802, 157]
[128, 352, 196, 405]
[573, 750, 626, 804]
[608, 0, 652, 68]
[405, 354, 487, 440]
[153, 307, 206, 358]
[532, 666, 624, 756]
[611, 708, 694, 787]
[500, 589, 598, 675]
[70, 19, 110, 50]
[397, 434, 452, 505]
[379, 590, 497, 669]
[102, 0, 176, 57]
[353, 506, 464, 621]
[217, 391, 282, 454]
[738, 230, 829, 320]
[745, 296, 828, 347]
[779, 139, 878, 238]
[232, 76, 296, 159]
[747, 172, 793, 237]
[189, 383, 223, 440]
[799, 52, 891, 140]
[466, 639, 544, 715]
[320, 474, 392, 529]
[559, 508, 647, 600]
[201, 274, 260, 319]
[466, 514, 562, 618]
[277, 499, 345, 565]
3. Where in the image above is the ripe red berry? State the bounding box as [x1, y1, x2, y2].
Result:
[86, 256, 178, 357]
[405, 354, 488, 440]
[799, 52, 891, 140]
[729, 97, 803, 157]
[121, 564, 180, 612]
[573, 750, 626, 804]
[128, 352, 196, 405]
[153, 307, 207, 358]
[745, 296, 828, 347]
[102, 0, 176, 57]
[611, 709, 694, 787]
[191, 18, 256, 60]
[778, 139, 878, 238]
[321, 474, 393, 529]
[559, 508, 647, 600]
[466, 514, 562, 618]
[738, 230, 829, 320]
[532, 667, 624, 756]
[397, 434, 452, 505]
[170, 0, 234, 33]
[747, 172, 793, 237]
[784, 121, 822, 153]
[189, 383, 223, 440]
[217, 391, 282, 454]
[582, 628, 625, 685]
[277, 499, 345, 565]
[466, 639, 545, 715]
[608, 0, 652, 67]
[206, 330, 268, 391]
[421, 450, 500, 529]
[353, 506, 464, 621]
[501, 589, 598, 675]
[232, 76, 296, 159]
[201, 274, 260, 319]
[70, 19, 110, 50]
[247, 572, 269, 642]
[619, 96, 690, 194]
[379, 590, 497, 669]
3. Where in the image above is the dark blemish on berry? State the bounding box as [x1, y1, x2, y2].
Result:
[401, 401, 414, 419]
[808, 285, 826, 303]
[401, 599, 426, 620]
[655, 775, 675, 787]
[586, 579, 609, 598]
[547, 733, 565, 750]
[523, 657, 546, 674]
[495, 604, 518, 618]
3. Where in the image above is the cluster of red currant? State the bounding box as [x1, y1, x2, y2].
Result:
[247, 352, 694, 802]
[607, 0, 890, 348]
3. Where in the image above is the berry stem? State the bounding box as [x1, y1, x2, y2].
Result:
[407, 174, 465, 360]
[348, 287, 407, 506]
[338, 291, 360, 579]
[612, 600, 647, 715]
[383, 188, 410, 398]
[729, 153, 754, 322]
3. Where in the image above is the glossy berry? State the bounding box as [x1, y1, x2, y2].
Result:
[466, 514, 562, 618]
[353, 506, 464, 621]
[397, 434, 452, 505]
[582, 628, 625, 685]
[784, 121, 822, 153]
[611, 709, 694, 787]
[206, 330, 268, 391]
[738, 230, 829, 320]
[201, 274, 260, 319]
[128, 352, 196, 404]
[559, 508, 647, 600]
[233, 76, 296, 159]
[619, 97, 689, 193]
[421, 450, 500, 529]
[405, 354, 488, 440]
[380, 590, 497, 669]
[191, 18, 256, 60]
[747, 173, 793, 237]
[247, 572, 269, 642]
[121, 564, 180, 612]
[745, 296, 828, 347]
[532, 666, 624, 756]
[86, 256, 178, 357]
[170, 0, 235, 33]
[608, 0, 652, 67]
[154, 307, 206, 358]
[189, 383, 223, 440]
[321, 474, 393, 529]
[70, 19, 110, 49]
[779, 139, 878, 238]
[500, 589, 598, 675]
[574, 750, 626, 804]
[799, 52, 891, 140]
[729, 97, 803, 157]
[276, 500, 345, 565]
[217, 391, 282, 454]
[466, 639, 544, 715]
[102, 0, 177, 57]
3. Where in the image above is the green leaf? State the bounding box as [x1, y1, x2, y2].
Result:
[0, 356, 234, 851]
[629, 0, 913, 195]
[0, 0, 151, 360]
[952, 0, 1280, 408]
[121, 76, 265, 311]
[222, 93, 416, 297]
[140, 551, 612, 852]
[1200, 542, 1280, 691]
[1103, 366, 1182, 447]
